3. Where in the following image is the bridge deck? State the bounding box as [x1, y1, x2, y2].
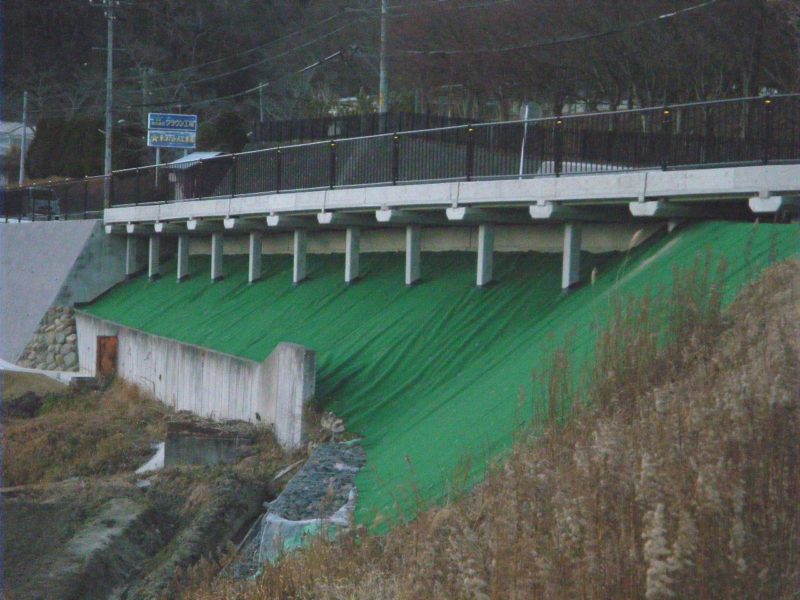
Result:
[104, 163, 800, 226]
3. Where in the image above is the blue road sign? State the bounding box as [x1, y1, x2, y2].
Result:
[147, 130, 197, 149]
[148, 113, 197, 132]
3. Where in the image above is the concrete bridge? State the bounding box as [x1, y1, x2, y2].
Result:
[104, 161, 800, 290]
[6, 95, 800, 292]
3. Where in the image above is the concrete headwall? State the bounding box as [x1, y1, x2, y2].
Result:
[0, 220, 128, 362]
[75, 311, 315, 448]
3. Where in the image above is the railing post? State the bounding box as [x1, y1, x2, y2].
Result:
[135, 168, 141, 205]
[466, 126, 475, 181]
[661, 107, 672, 171]
[83, 177, 89, 219]
[196, 160, 204, 200]
[231, 155, 237, 197]
[762, 96, 773, 164]
[554, 119, 563, 177]
[276, 148, 283, 193]
[329, 140, 337, 189]
[392, 133, 400, 184]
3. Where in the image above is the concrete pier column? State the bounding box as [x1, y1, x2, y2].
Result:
[177, 234, 190, 281]
[562, 223, 582, 289]
[405, 225, 421, 285]
[293, 229, 307, 284]
[476, 224, 494, 287]
[345, 226, 360, 284]
[248, 231, 263, 283]
[211, 232, 224, 281]
[125, 236, 139, 278]
[148, 235, 161, 280]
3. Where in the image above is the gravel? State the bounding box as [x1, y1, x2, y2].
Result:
[268, 442, 366, 521]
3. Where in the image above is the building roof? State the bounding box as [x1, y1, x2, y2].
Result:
[0, 121, 35, 136]
[167, 151, 222, 170]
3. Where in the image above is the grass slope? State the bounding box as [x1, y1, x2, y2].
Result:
[84, 222, 799, 526]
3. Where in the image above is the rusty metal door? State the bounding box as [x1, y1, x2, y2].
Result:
[96, 336, 118, 377]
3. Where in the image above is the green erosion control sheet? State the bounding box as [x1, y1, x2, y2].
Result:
[85, 222, 799, 529]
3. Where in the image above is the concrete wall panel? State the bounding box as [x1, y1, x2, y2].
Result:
[76, 311, 314, 448]
[0, 220, 127, 362]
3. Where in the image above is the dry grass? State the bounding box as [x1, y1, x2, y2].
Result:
[1, 370, 67, 400]
[175, 258, 800, 600]
[2, 381, 168, 486]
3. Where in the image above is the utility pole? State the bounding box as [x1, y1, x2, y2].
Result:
[18, 91, 28, 186]
[91, 0, 118, 208]
[141, 67, 149, 128]
[378, 0, 389, 130]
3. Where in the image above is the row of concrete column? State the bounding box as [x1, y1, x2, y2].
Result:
[130, 223, 585, 290]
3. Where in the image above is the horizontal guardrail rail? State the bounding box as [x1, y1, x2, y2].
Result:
[3, 94, 799, 221]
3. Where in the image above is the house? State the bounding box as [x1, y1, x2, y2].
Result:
[0, 121, 35, 186]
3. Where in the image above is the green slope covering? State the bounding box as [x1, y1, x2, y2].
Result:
[85, 222, 798, 527]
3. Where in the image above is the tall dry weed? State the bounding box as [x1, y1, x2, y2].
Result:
[176, 259, 800, 600]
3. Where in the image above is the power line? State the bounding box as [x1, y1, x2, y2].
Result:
[349, 0, 519, 15]
[139, 21, 358, 95]
[118, 11, 347, 82]
[122, 50, 345, 111]
[17, 9, 365, 103]
[391, 0, 724, 55]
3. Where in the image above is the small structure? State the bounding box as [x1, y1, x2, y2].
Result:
[166, 151, 222, 200]
[0, 121, 35, 186]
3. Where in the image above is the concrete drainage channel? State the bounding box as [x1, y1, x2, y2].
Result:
[4, 404, 365, 599]
[133, 425, 367, 586]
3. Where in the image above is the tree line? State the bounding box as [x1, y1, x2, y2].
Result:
[4, 0, 799, 178]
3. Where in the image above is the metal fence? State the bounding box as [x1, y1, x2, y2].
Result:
[3, 94, 798, 220]
[1, 176, 106, 222]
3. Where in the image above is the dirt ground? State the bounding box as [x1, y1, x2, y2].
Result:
[2, 376, 294, 600]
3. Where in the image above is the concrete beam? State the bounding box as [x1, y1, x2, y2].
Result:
[476, 224, 494, 287]
[223, 217, 266, 232]
[405, 225, 421, 285]
[154, 221, 184, 234]
[126, 222, 152, 235]
[187, 218, 223, 233]
[125, 236, 139, 278]
[293, 230, 308, 284]
[177, 234, 190, 281]
[446, 207, 526, 224]
[317, 211, 375, 227]
[105, 223, 126, 235]
[562, 223, 582, 290]
[211, 233, 224, 281]
[345, 227, 360, 284]
[248, 231, 262, 283]
[529, 203, 616, 221]
[267, 214, 316, 229]
[148, 235, 161, 280]
[376, 208, 445, 225]
[748, 195, 800, 214]
[628, 200, 710, 218]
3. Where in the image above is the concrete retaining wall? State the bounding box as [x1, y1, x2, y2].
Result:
[0, 220, 129, 362]
[75, 311, 315, 448]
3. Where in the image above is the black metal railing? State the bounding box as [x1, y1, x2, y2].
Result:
[1, 176, 107, 222]
[3, 94, 799, 220]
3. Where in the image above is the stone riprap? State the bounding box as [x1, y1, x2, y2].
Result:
[18, 306, 79, 371]
[268, 442, 367, 521]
